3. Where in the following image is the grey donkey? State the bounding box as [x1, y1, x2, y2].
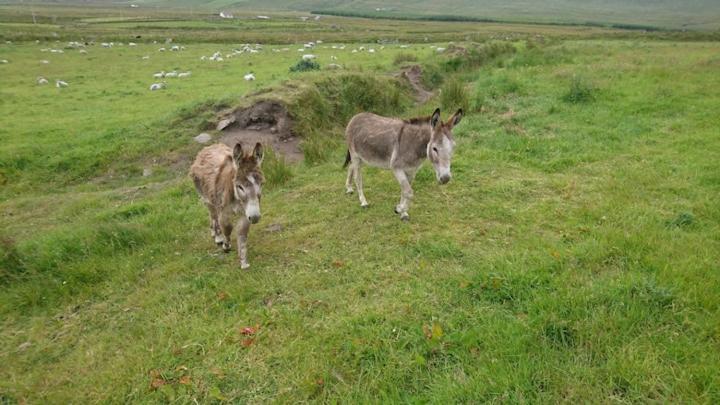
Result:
[343, 108, 463, 220]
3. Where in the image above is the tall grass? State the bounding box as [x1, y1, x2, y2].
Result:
[262, 147, 293, 186]
[290, 74, 412, 138]
[440, 78, 469, 112]
[563, 75, 596, 103]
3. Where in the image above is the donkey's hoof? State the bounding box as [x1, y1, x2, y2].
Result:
[394, 205, 403, 214]
[400, 213, 410, 221]
[361, 203, 369, 209]
[346, 188, 354, 195]
[221, 242, 231, 253]
[240, 262, 250, 270]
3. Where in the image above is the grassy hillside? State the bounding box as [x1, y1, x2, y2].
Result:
[11, 0, 720, 30]
[1, 18, 719, 400]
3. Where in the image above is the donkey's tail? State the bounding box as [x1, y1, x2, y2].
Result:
[342, 150, 351, 169]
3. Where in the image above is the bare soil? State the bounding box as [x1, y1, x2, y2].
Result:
[400, 65, 433, 104]
[218, 101, 303, 163]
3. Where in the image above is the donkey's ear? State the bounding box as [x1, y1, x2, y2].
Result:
[448, 108, 463, 128]
[431, 108, 441, 127]
[233, 142, 244, 162]
[253, 142, 264, 164]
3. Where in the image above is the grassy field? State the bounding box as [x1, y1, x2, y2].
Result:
[1, 7, 720, 403]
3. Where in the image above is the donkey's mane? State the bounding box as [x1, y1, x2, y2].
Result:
[403, 115, 433, 125]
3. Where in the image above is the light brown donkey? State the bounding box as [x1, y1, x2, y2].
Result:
[343, 108, 462, 220]
[190, 142, 264, 269]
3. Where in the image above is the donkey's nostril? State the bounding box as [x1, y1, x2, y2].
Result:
[439, 174, 451, 184]
[248, 215, 261, 224]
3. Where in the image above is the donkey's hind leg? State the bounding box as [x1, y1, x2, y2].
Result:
[345, 162, 355, 194]
[353, 160, 369, 208]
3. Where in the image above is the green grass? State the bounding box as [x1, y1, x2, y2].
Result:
[1, 12, 720, 403]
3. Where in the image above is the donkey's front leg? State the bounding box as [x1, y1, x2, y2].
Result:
[236, 217, 252, 269]
[392, 169, 413, 221]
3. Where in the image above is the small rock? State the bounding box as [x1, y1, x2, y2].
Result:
[265, 223, 284, 233]
[216, 117, 236, 131]
[194, 133, 212, 144]
[142, 168, 153, 177]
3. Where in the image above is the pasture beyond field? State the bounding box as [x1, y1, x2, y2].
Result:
[1, 21, 720, 403]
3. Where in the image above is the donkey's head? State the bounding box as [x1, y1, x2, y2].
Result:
[232, 142, 265, 224]
[427, 108, 462, 184]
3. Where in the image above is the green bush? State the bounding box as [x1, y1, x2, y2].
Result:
[301, 131, 342, 165]
[440, 78, 469, 112]
[0, 237, 25, 284]
[563, 75, 596, 103]
[262, 147, 293, 186]
[290, 74, 411, 138]
[393, 52, 418, 65]
[289, 59, 320, 73]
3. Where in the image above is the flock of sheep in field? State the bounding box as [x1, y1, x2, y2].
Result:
[10, 37, 451, 93]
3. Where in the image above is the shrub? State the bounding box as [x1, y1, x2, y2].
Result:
[289, 59, 320, 73]
[421, 62, 445, 89]
[440, 78, 469, 112]
[563, 75, 596, 103]
[0, 236, 25, 284]
[393, 52, 418, 65]
[262, 147, 293, 186]
[301, 131, 342, 165]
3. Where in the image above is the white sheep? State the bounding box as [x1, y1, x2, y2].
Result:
[178, 72, 191, 78]
[41, 60, 49, 64]
[142, 55, 150, 60]
[244, 73, 255, 81]
[1, 59, 9, 64]
[37, 77, 49, 85]
[79, 49, 87, 54]
[158, 47, 166, 52]
[56, 80, 68, 88]
[153, 72, 165, 78]
[164, 71, 178, 78]
[170, 45, 180, 51]
[368, 49, 376, 53]
[129, 42, 137, 46]
[149, 83, 165, 91]
[302, 54, 316, 61]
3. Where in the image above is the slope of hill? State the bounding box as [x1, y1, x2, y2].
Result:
[52, 0, 720, 30]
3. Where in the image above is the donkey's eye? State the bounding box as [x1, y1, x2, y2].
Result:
[432, 147, 439, 153]
[236, 184, 245, 192]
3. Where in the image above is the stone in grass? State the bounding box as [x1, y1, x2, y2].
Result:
[216, 117, 236, 131]
[194, 133, 213, 144]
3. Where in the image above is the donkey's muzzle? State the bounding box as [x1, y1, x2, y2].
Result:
[248, 214, 261, 224]
[439, 174, 451, 185]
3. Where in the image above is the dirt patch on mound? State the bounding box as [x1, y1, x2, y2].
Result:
[400, 65, 432, 104]
[217, 101, 303, 163]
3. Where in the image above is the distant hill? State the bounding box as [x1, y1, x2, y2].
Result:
[8, 0, 720, 30]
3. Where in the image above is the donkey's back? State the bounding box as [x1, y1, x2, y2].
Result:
[345, 112, 405, 168]
[190, 143, 234, 206]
